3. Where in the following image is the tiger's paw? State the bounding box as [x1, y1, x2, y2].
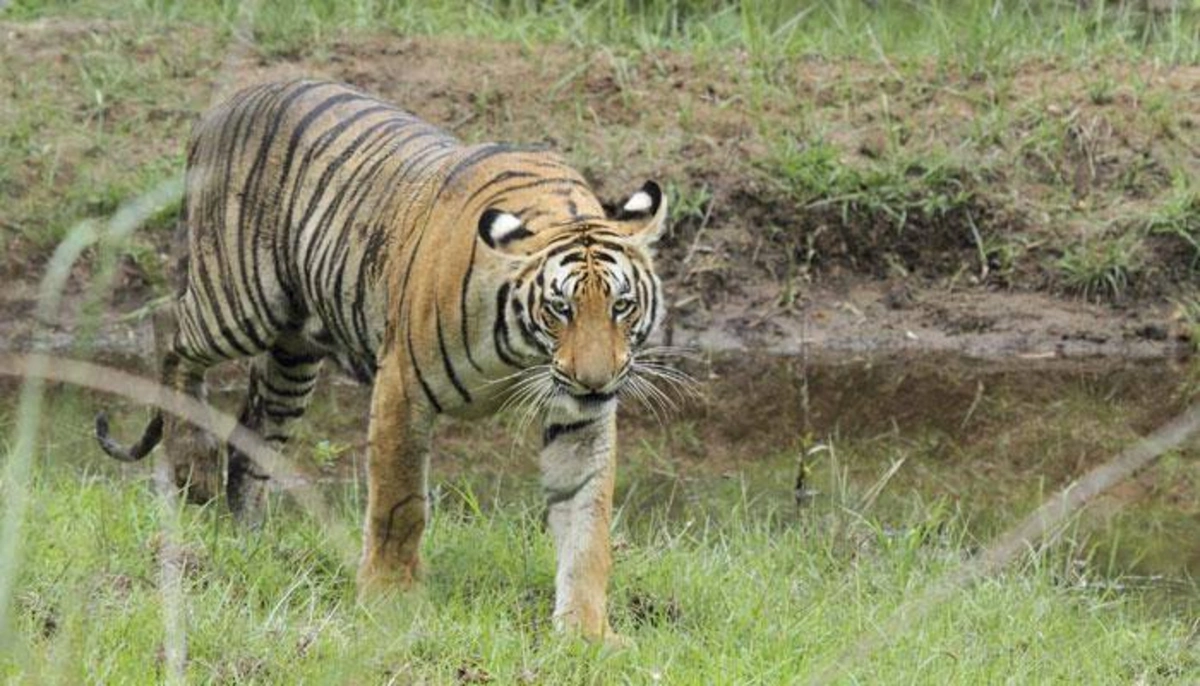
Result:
[356, 556, 422, 600]
[599, 629, 634, 651]
[554, 610, 631, 649]
[164, 419, 222, 505]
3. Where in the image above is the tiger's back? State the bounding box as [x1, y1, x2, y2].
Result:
[180, 80, 460, 381]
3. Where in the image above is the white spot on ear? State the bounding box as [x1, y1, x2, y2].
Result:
[492, 212, 522, 234]
[487, 212, 524, 242]
[622, 191, 653, 213]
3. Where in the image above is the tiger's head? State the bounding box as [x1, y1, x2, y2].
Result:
[478, 181, 669, 418]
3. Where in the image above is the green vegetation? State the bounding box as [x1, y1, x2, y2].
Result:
[1, 388, 1197, 683]
[2, 1, 1200, 682]
[7, 0, 1198, 65]
[2, 0, 1198, 300]
[1057, 232, 1143, 301]
[1148, 177, 1200, 266]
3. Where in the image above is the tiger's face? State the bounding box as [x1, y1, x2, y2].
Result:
[479, 181, 667, 417]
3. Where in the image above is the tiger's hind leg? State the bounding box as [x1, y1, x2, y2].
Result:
[155, 306, 224, 505]
[226, 339, 323, 524]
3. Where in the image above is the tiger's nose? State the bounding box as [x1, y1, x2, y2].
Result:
[573, 354, 630, 393]
[575, 368, 611, 392]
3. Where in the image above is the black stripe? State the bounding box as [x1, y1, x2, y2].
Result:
[238, 81, 336, 334]
[275, 366, 319, 384]
[302, 121, 412, 350]
[263, 403, 306, 419]
[280, 117, 419, 288]
[467, 177, 591, 219]
[435, 302, 471, 403]
[496, 226, 534, 247]
[463, 169, 539, 208]
[276, 107, 402, 309]
[271, 348, 322, 366]
[439, 144, 518, 190]
[492, 283, 522, 368]
[185, 265, 247, 358]
[542, 419, 596, 445]
[408, 325, 443, 413]
[214, 85, 276, 351]
[459, 239, 484, 372]
[193, 98, 262, 358]
[516, 288, 544, 351]
[545, 468, 601, 507]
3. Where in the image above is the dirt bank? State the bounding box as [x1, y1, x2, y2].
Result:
[1, 20, 1197, 361]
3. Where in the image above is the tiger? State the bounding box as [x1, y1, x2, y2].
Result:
[93, 79, 670, 642]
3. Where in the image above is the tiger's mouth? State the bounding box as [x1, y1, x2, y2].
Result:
[552, 378, 621, 407]
[572, 389, 618, 405]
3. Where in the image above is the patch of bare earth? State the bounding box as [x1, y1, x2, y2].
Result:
[1, 19, 1197, 361]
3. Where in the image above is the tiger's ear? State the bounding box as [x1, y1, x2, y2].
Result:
[608, 180, 668, 248]
[478, 209, 534, 254]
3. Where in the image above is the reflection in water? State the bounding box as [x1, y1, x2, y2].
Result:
[6, 350, 1197, 610]
[613, 351, 1200, 609]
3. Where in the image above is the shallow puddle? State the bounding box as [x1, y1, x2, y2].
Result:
[4, 348, 1198, 612]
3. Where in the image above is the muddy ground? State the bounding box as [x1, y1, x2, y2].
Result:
[1, 19, 1198, 362]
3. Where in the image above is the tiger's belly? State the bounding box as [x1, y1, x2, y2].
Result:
[297, 314, 519, 419]
[296, 316, 379, 385]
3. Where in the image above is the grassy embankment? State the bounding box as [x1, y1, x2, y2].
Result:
[1, 1, 1199, 682]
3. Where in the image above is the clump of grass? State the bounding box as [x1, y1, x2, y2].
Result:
[666, 182, 712, 227]
[760, 135, 985, 274]
[1146, 177, 1200, 268]
[1088, 73, 1117, 106]
[768, 137, 978, 222]
[1056, 233, 1143, 302]
[1173, 297, 1200, 352]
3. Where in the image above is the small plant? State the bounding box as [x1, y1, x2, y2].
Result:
[1087, 74, 1116, 106]
[977, 234, 1024, 284]
[1174, 297, 1200, 353]
[311, 439, 351, 471]
[1145, 179, 1200, 268]
[1056, 234, 1143, 302]
[764, 136, 852, 204]
[666, 182, 712, 227]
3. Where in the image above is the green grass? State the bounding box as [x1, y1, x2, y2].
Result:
[4, 452, 1198, 683]
[1, 387, 1198, 683]
[1057, 231, 1143, 301]
[7, 0, 1198, 66]
[2, 1, 1199, 680]
[1147, 176, 1200, 266]
[2, 0, 1198, 302]
[0, 23, 210, 251]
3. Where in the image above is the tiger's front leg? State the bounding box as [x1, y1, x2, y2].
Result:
[540, 409, 620, 642]
[358, 355, 434, 593]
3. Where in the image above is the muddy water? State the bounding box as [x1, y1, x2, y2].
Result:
[279, 349, 1198, 593]
[6, 346, 1197, 607]
[612, 351, 1200, 605]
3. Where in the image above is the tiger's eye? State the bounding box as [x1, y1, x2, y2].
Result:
[613, 298, 635, 317]
[545, 299, 570, 319]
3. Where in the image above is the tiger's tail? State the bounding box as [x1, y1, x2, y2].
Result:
[94, 411, 165, 462]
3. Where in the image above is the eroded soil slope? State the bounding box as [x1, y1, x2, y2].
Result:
[2, 19, 1198, 359]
